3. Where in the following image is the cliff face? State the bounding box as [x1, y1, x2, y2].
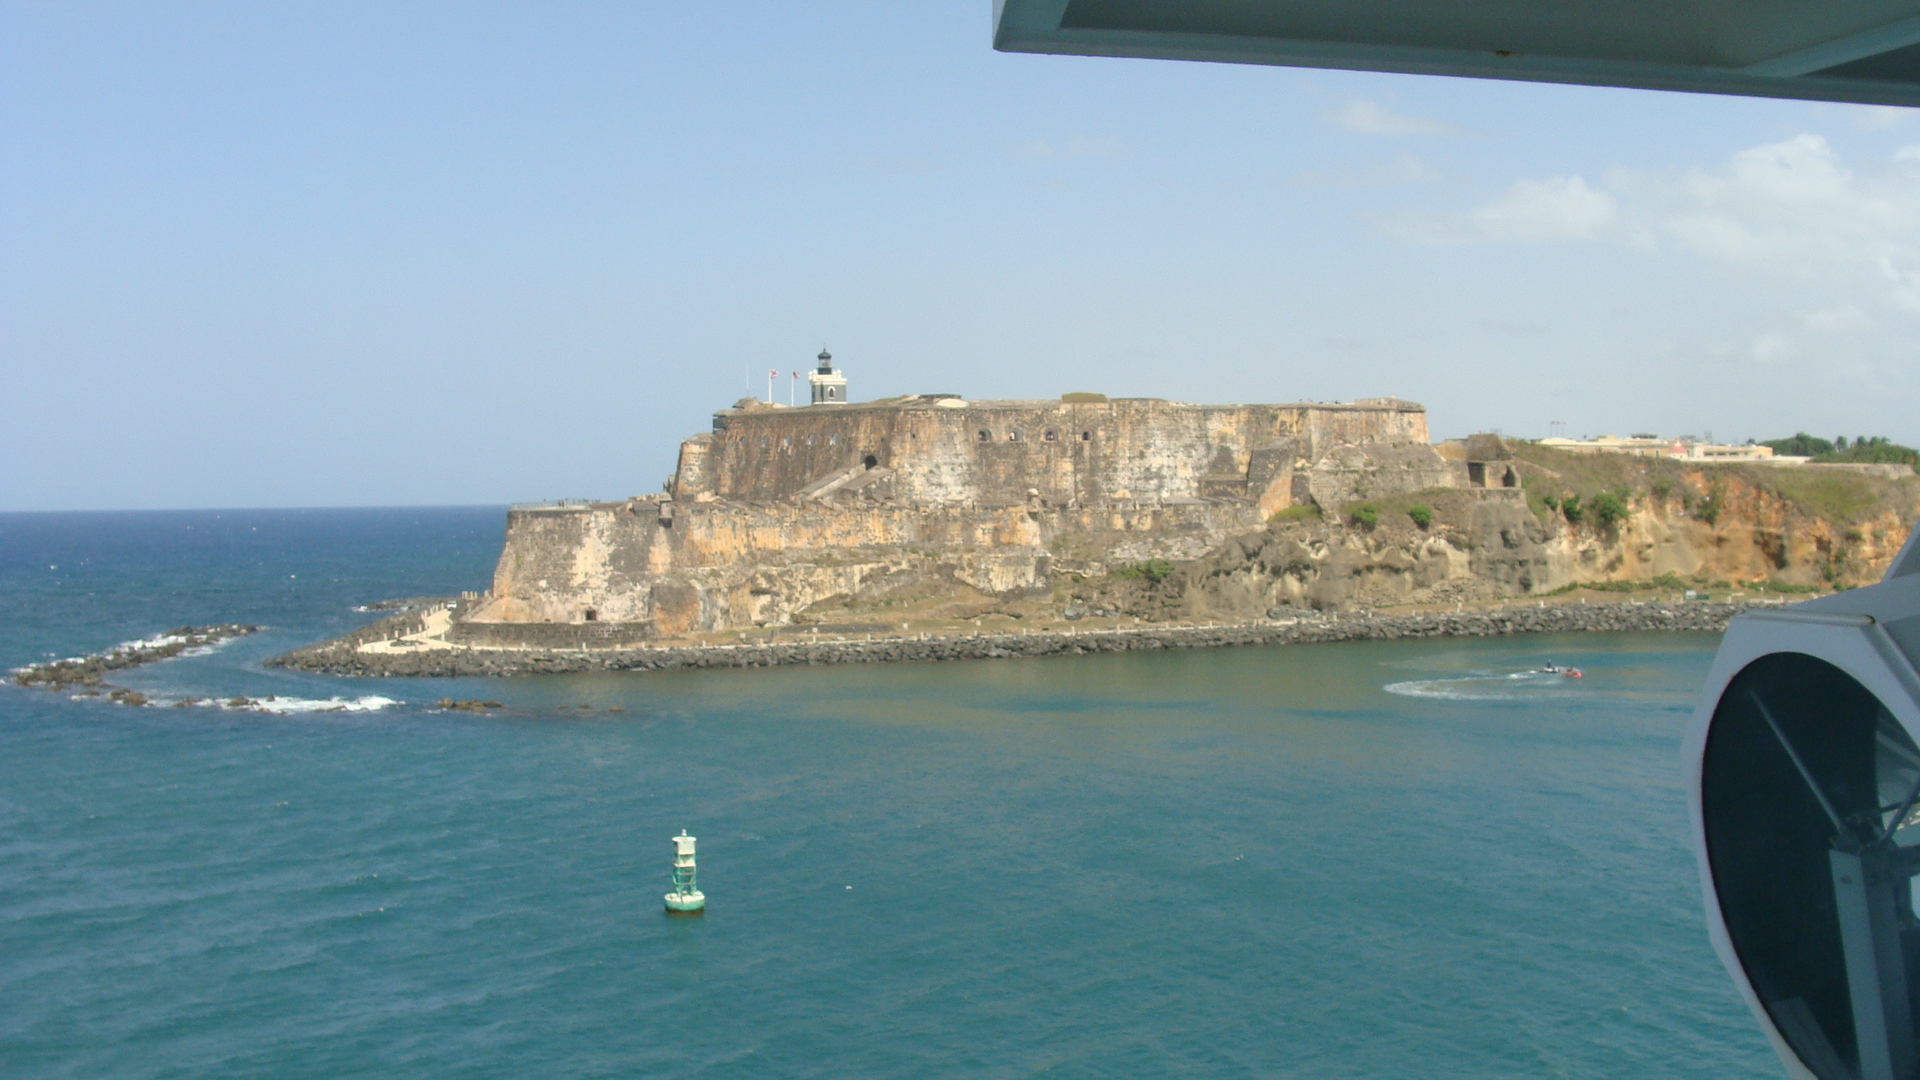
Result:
[1177, 469, 1919, 619]
[466, 498, 1269, 637]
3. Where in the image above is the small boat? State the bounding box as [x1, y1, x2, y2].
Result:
[1539, 662, 1584, 679]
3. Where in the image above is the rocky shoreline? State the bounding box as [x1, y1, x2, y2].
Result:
[268, 600, 1775, 679]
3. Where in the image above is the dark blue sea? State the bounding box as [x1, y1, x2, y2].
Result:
[0, 508, 1778, 1078]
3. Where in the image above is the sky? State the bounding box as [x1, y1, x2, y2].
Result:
[4, 3, 1919, 510]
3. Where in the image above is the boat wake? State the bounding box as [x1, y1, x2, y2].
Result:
[1384, 668, 1586, 701]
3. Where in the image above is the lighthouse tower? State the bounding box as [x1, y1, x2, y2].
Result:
[664, 830, 705, 915]
[808, 348, 848, 405]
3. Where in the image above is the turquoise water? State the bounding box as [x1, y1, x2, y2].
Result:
[0, 510, 1778, 1078]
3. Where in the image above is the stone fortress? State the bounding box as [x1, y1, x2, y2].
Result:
[454, 351, 1471, 644]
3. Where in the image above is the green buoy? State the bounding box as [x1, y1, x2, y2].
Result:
[664, 829, 705, 915]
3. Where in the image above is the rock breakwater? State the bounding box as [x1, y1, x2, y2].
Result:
[12, 625, 260, 693]
[270, 600, 1770, 679]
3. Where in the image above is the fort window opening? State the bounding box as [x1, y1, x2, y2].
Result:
[863, 455, 878, 470]
[760, 436, 770, 448]
[1044, 430, 1057, 441]
[782, 437, 791, 448]
[1008, 431, 1021, 442]
[807, 435, 816, 445]
[1080, 431, 1092, 441]
[1503, 467, 1518, 488]
[978, 430, 991, 441]
[829, 434, 838, 445]
[584, 609, 597, 622]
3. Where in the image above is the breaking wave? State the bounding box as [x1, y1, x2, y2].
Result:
[82, 694, 406, 714]
[223, 695, 401, 714]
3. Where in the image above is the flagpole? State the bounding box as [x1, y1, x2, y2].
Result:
[767, 369, 775, 404]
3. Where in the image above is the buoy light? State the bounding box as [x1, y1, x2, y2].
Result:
[665, 829, 705, 916]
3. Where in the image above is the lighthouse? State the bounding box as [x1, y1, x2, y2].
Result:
[808, 348, 848, 405]
[664, 830, 705, 915]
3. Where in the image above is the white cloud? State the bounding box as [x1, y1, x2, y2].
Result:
[1386, 175, 1614, 242]
[1471, 176, 1616, 241]
[1854, 105, 1917, 130]
[1803, 305, 1875, 334]
[1325, 99, 1467, 137]
[1394, 133, 1920, 314]
[1751, 333, 1795, 363]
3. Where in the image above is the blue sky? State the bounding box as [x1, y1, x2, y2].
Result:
[4, 2, 1918, 510]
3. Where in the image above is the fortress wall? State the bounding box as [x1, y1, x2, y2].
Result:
[690, 399, 1428, 506]
[695, 406, 904, 501]
[466, 498, 1265, 632]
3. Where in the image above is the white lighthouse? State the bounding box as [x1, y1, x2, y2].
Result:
[808, 348, 848, 405]
[664, 830, 705, 915]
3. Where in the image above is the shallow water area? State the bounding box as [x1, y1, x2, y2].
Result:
[0, 509, 1777, 1078]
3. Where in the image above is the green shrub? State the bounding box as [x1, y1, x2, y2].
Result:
[1116, 558, 1176, 584]
[1268, 504, 1321, 524]
[1350, 503, 1379, 529]
[1560, 494, 1584, 524]
[1591, 490, 1629, 526]
[1650, 477, 1672, 500]
[1761, 432, 1836, 457]
[1696, 488, 1723, 525]
[1814, 437, 1920, 467]
[1406, 504, 1432, 529]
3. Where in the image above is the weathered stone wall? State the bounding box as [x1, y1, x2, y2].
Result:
[464, 498, 1266, 635]
[679, 397, 1429, 506]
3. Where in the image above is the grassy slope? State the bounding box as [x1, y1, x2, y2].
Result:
[1506, 443, 1919, 527]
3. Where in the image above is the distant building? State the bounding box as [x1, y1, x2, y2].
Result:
[1537, 435, 1792, 464]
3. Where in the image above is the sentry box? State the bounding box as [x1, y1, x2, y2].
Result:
[1690, 529, 1920, 1080]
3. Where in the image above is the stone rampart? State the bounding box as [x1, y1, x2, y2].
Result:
[680, 397, 1428, 506]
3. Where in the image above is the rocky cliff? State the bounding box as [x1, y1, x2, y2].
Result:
[1158, 447, 1920, 621]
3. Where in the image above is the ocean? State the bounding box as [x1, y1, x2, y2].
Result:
[0, 508, 1778, 1078]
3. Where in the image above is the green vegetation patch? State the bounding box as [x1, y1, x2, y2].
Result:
[1328, 488, 1475, 535]
[1754, 467, 1905, 524]
[1115, 558, 1177, 584]
[1510, 440, 1916, 527]
[1761, 432, 1835, 457]
[1268, 503, 1321, 523]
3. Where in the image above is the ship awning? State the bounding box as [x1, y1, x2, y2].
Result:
[993, 0, 1920, 106]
